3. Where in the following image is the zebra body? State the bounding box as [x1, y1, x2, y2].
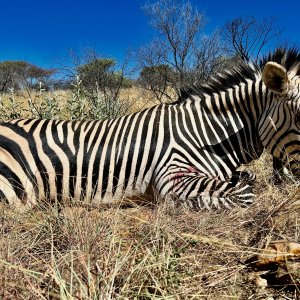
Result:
[1, 48, 300, 209]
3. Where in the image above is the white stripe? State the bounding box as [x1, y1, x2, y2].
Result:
[57, 121, 65, 144]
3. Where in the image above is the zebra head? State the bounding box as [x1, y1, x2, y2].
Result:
[259, 48, 300, 174]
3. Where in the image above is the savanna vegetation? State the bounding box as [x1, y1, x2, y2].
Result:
[1, 0, 300, 299]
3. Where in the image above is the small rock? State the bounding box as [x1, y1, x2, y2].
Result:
[255, 274, 268, 289]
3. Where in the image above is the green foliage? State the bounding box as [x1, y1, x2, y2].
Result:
[140, 65, 175, 83]
[140, 64, 176, 90]
[76, 58, 131, 95]
[0, 88, 24, 119]
[67, 57, 133, 120]
[139, 64, 177, 102]
[65, 77, 89, 120]
[65, 76, 131, 120]
[0, 82, 132, 122]
[0, 56, 132, 121]
[27, 87, 61, 119]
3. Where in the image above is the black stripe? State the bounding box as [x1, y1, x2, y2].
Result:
[133, 110, 152, 183]
[101, 117, 124, 198]
[0, 189, 8, 204]
[0, 162, 27, 201]
[39, 120, 64, 200]
[80, 121, 100, 199]
[0, 129, 38, 197]
[90, 121, 112, 198]
[123, 111, 147, 191]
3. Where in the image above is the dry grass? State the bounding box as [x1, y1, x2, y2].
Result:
[0, 87, 158, 120]
[1, 153, 300, 299]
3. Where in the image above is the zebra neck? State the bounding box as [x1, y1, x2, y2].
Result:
[188, 79, 265, 166]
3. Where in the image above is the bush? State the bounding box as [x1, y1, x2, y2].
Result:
[0, 78, 133, 121]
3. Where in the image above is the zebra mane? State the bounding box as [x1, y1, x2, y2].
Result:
[259, 47, 300, 75]
[177, 47, 300, 103]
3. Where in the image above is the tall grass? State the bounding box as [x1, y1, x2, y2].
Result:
[0, 154, 299, 298]
[0, 80, 142, 121]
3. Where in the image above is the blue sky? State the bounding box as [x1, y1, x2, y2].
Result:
[1, 0, 299, 69]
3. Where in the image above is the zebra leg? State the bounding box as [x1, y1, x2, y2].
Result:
[271, 157, 300, 184]
[160, 173, 255, 210]
[271, 157, 290, 185]
[231, 170, 256, 185]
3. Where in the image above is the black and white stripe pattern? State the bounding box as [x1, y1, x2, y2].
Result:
[1, 48, 300, 210]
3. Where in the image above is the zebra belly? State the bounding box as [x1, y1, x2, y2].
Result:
[0, 156, 153, 208]
[0, 146, 154, 207]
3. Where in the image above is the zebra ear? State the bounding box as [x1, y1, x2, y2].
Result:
[262, 62, 288, 94]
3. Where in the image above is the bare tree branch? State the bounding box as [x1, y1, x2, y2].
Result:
[221, 16, 282, 61]
[137, 0, 225, 102]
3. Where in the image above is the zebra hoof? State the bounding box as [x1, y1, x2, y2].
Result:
[231, 170, 256, 185]
[230, 183, 255, 207]
[270, 172, 284, 185]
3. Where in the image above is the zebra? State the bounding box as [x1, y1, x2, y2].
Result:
[0, 48, 300, 210]
[271, 156, 298, 184]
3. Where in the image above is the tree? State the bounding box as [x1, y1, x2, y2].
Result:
[190, 32, 229, 83]
[77, 58, 130, 95]
[24, 63, 54, 89]
[137, 0, 225, 102]
[62, 48, 134, 120]
[139, 64, 177, 102]
[0, 61, 17, 92]
[0, 61, 54, 93]
[221, 16, 282, 61]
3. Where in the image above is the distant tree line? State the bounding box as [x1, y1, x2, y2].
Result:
[0, 0, 286, 105]
[0, 61, 54, 92]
